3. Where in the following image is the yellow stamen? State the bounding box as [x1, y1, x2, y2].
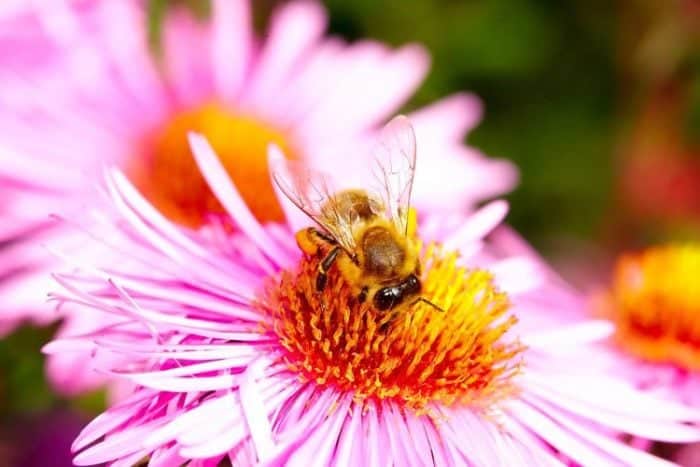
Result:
[129, 103, 295, 227]
[602, 244, 700, 370]
[263, 244, 523, 411]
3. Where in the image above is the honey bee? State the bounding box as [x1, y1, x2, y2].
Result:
[271, 115, 443, 313]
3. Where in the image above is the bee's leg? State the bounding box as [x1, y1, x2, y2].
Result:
[311, 228, 337, 245]
[316, 246, 340, 292]
[412, 297, 445, 312]
[357, 286, 369, 304]
[379, 311, 399, 334]
[296, 227, 337, 258]
[309, 228, 361, 265]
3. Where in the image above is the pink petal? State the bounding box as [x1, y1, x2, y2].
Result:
[532, 399, 680, 467]
[241, 0, 327, 113]
[178, 422, 244, 459]
[177, 410, 239, 447]
[489, 256, 543, 295]
[522, 320, 613, 349]
[93, 1, 168, 126]
[412, 147, 518, 211]
[189, 133, 295, 268]
[162, 8, 213, 107]
[525, 391, 700, 443]
[144, 394, 238, 448]
[383, 405, 416, 467]
[299, 43, 429, 138]
[523, 372, 700, 422]
[365, 402, 390, 467]
[500, 415, 568, 467]
[408, 92, 483, 144]
[332, 404, 363, 467]
[74, 420, 165, 465]
[109, 170, 238, 272]
[403, 413, 436, 467]
[148, 445, 186, 467]
[210, 0, 252, 102]
[285, 396, 352, 467]
[240, 360, 275, 461]
[267, 38, 345, 128]
[443, 200, 509, 250]
[508, 400, 618, 466]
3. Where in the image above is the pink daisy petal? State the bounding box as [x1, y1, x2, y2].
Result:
[241, 0, 327, 113]
[162, 7, 213, 106]
[43, 167, 700, 465]
[408, 92, 483, 145]
[443, 199, 509, 250]
[299, 42, 429, 138]
[93, 1, 169, 126]
[240, 360, 275, 462]
[508, 400, 621, 466]
[523, 320, 614, 349]
[210, 0, 252, 102]
[188, 133, 295, 268]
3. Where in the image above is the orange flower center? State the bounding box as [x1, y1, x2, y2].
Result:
[129, 103, 295, 228]
[604, 245, 700, 370]
[263, 243, 522, 411]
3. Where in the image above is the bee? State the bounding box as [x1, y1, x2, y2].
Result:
[271, 115, 443, 313]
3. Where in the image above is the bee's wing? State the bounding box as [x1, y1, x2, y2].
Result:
[370, 115, 417, 236]
[271, 156, 357, 255]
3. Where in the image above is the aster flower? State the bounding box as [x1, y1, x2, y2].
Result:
[45, 129, 700, 466]
[0, 0, 515, 393]
[594, 244, 700, 407]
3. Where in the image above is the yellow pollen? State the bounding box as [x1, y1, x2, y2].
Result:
[263, 244, 523, 411]
[602, 244, 700, 370]
[129, 103, 295, 228]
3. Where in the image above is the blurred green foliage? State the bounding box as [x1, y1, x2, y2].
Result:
[322, 0, 618, 249]
[0, 325, 57, 415]
[0, 324, 105, 419]
[687, 74, 700, 145]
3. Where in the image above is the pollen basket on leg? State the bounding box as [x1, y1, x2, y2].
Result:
[604, 244, 700, 370]
[262, 244, 523, 411]
[128, 103, 295, 227]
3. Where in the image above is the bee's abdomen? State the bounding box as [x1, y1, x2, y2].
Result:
[361, 226, 405, 276]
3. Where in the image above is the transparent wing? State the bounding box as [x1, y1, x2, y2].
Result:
[370, 115, 417, 236]
[271, 156, 357, 254]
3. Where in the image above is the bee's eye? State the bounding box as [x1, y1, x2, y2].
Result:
[374, 287, 400, 311]
[406, 274, 421, 294]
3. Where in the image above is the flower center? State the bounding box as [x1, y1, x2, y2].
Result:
[264, 244, 522, 411]
[129, 103, 294, 227]
[604, 245, 700, 370]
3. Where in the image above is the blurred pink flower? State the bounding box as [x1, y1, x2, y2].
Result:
[494, 231, 700, 460]
[0, 0, 516, 393]
[43, 136, 700, 466]
[590, 244, 700, 409]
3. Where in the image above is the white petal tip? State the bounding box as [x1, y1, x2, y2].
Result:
[267, 143, 286, 162]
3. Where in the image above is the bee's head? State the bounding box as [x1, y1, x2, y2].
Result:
[373, 274, 421, 311]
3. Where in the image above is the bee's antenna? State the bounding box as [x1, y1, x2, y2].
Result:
[414, 297, 445, 312]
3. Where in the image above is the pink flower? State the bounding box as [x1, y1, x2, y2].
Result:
[590, 244, 700, 408]
[44, 131, 700, 466]
[0, 1, 515, 393]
